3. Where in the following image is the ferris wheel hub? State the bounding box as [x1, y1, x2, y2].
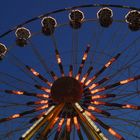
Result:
[51, 76, 83, 103]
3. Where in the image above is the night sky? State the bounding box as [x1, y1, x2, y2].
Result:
[0, 1, 140, 140]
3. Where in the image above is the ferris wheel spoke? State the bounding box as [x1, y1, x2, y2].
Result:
[53, 117, 65, 140]
[69, 65, 73, 77]
[112, 30, 130, 54]
[49, 27, 65, 77]
[82, 93, 116, 103]
[91, 74, 140, 94]
[28, 111, 48, 124]
[0, 101, 27, 108]
[86, 77, 109, 90]
[71, 29, 79, 72]
[73, 116, 84, 140]
[112, 126, 140, 139]
[85, 53, 121, 86]
[26, 100, 49, 106]
[0, 123, 31, 140]
[121, 34, 140, 55]
[81, 66, 93, 84]
[94, 57, 140, 90]
[34, 84, 51, 94]
[0, 104, 49, 124]
[79, 118, 96, 140]
[100, 63, 140, 101]
[108, 115, 140, 128]
[104, 25, 124, 52]
[85, 110, 125, 140]
[75, 44, 91, 80]
[57, 125, 67, 140]
[103, 64, 139, 93]
[38, 103, 64, 139]
[40, 117, 59, 139]
[73, 102, 108, 140]
[87, 105, 111, 117]
[106, 91, 139, 103]
[93, 27, 117, 68]
[54, 48, 65, 76]
[99, 113, 140, 131]
[90, 93, 116, 100]
[90, 27, 104, 66]
[113, 107, 139, 117]
[20, 105, 58, 139]
[26, 65, 52, 87]
[28, 40, 51, 77]
[90, 101, 140, 110]
[88, 24, 97, 65]
[45, 126, 58, 140]
[77, 128, 84, 140]
[50, 71, 58, 80]
[0, 72, 35, 90]
[0, 80, 24, 90]
[8, 54, 40, 84]
[4, 90, 49, 99]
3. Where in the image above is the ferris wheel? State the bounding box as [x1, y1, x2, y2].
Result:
[0, 3, 140, 140]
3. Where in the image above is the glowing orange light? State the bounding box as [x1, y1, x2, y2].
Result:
[105, 58, 115, 68]
[85, 110, 91, 117]
[69, 65, 73, 77]
[91, 101, 101, 105]
[49, 83, 53, 86]
[91, 101, 106, 105]
[81, 67, 93, 83]
[50, 117, 59, 129]
[108, 128, 117, 136]
[83, 53, 88, 60]
[122, 104, 139, 109]
[57, 58, 61, 64]
[66, 118, 71, 132]
[36, 104, 48, 111]
[87, 106, 106, 115]
[89, 83, 98, 90]
[88, 106, 95, 111]
[120, 78, 134, 84]
[35, 100, 48, 104]
[81, 76, 86, 83]
[73, 116, 80, 130]
[56, 54, 61, 64]
[30, 68, 39, 76]
[85, 110, 96, 121]
[36, 94, 49, 98]
[108, 128, 123, 139]
[40, 87, 51, 93]
[58, 118, 64, 131]
[91, 88, 105, 94]
[76, 74, 80, 80]
[92, 95, 101, 100]
[85, 79, 93, 86]
[12, 90, 24, 95]
[69, 72, 72, 77]
[10, 114, 20, 119]
[48, 113, 54, 120]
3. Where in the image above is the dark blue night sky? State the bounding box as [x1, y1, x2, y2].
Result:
[0, 1, 140, 140]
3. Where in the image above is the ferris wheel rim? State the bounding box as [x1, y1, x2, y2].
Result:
[0, 3, 140, 38]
